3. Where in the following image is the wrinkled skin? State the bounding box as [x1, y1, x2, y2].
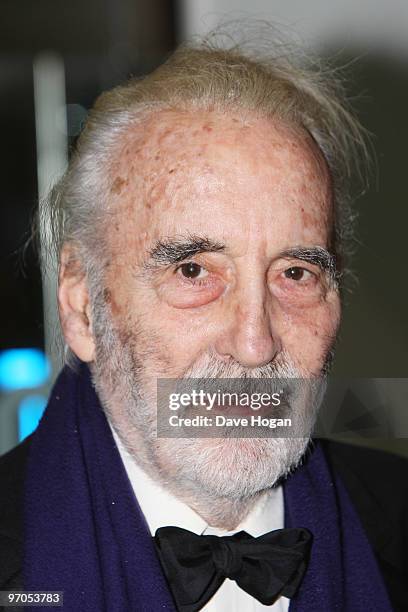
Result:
[105, 110, 339, 375]
[59, 109, 341, 528]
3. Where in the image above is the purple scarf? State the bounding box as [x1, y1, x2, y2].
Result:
[23, 364, 392, 611]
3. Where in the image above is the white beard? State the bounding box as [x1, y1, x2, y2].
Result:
[90, 289, 327, 506]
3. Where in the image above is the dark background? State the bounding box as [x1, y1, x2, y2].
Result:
[0, 0, 176, 351]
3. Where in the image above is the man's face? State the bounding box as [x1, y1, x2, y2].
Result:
[89, 109, 340, 501]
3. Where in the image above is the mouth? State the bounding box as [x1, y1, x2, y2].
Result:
[182, 399, 289, 419]
[208, 402, 276, 417]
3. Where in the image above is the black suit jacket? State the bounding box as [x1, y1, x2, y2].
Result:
[0, 436, 407, 610]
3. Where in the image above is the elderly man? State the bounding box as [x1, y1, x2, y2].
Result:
[0, 37, 407, 612]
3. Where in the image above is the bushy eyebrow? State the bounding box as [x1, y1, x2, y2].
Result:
[279, 246, 338, 280]
[142, 238, 338, 282]
[144, 234, 226, 269]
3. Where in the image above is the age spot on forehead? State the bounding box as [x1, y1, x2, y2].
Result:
[111, 176, 128, 195]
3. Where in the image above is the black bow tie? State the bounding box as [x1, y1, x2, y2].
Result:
[154, 526, 312, 611]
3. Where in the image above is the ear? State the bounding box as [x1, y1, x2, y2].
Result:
[58, 244, 95, 362]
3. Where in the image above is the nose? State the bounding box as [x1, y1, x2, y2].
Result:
[214, 280, 281, 369]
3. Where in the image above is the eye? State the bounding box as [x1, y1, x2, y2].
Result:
[176, 262, 208, 280]
[283, 267, 313, 281]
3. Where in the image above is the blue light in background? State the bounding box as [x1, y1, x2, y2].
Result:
[0, 349, 50, 391]
[18, 395, 47, 440]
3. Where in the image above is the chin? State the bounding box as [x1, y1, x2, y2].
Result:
[157, 435, 311, 500]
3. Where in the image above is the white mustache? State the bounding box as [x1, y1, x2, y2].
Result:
[174, 351, 303, 401]
[183, 350, 301, 379]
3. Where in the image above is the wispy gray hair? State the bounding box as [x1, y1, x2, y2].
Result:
[38, 25, 370, 294]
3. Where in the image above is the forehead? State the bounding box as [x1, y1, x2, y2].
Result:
[112, 108, 328, 175]
[108, 109, 333, 257]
